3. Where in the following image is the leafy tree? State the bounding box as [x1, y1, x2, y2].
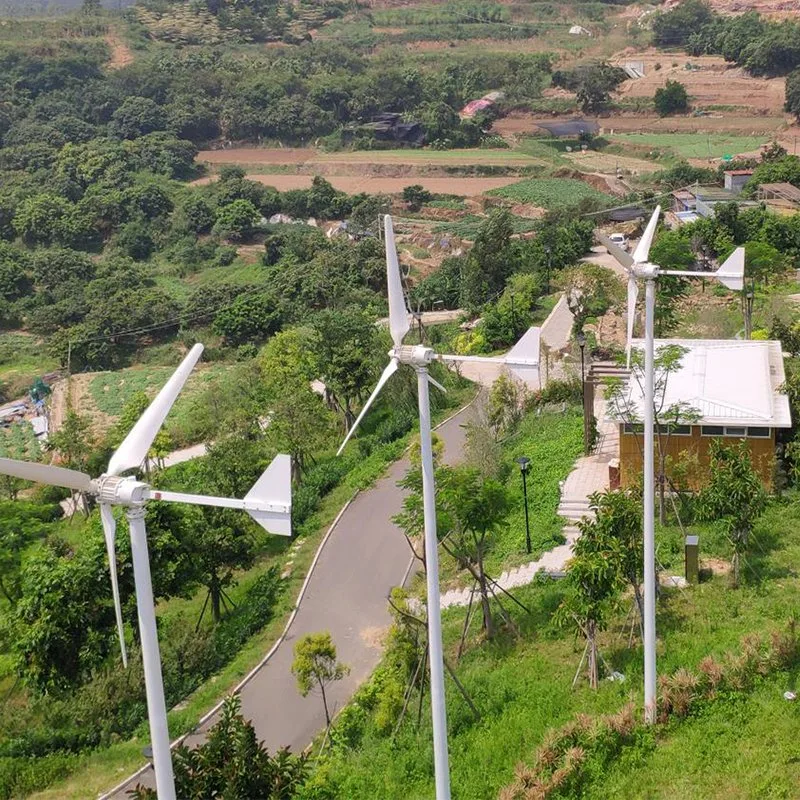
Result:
[588, 489, 643, 634]
[213, 199, 260, 241]
[212, 290, 282, 345]
[654, 80, 689, 116]
[133, 694, 308, 800]
[311, 308, 378, 429]
[0, 501, 60, 605]
[699, 440, 769, 587]
[487, 373, 522, 439]
[435, 467, 512, 639]
[12, 194, 92, 247]
[46, 408, 96, 513]
[459, 209, 516, 310]
[402, 184, 432, 211]
[11, 534, 118, 692]
[292, 631, 350, 728]
[787, 68, 800, 118]
[649, 232, 692, 335]
[743, 240, 788, 287]
[557, 504, 624, 688]
[110, 96, 166, 140]
[652, 0, 713, 47]
[261, 328, 335, 478]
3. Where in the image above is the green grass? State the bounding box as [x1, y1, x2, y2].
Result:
[608, 133, 769, 160]
[310, 490, 800, 799]
[487, 177, 612, 210]
[484, 405, 583, 575]
[585, 678, 800, 799]
[0, 333, 58, 397]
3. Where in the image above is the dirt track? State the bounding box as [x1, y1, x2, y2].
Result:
[193, 174, 521, 195]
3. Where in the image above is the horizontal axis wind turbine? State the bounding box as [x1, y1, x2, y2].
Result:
[0, 344, 292, 800]
[598, 206, 743, 724]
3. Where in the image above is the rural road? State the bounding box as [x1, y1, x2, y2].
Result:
[105, 395, 478, 798]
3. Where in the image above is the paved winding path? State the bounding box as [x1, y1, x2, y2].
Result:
[105, 397, 477, 798]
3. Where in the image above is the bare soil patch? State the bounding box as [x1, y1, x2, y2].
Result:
[197, 147, 537, 168]
[194, 173, 522, 196]
[612, 49, 785, 115]
[564, 150, 659, 176]
[104, 31, 134, 70]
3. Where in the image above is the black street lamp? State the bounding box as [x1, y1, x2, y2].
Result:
[744, 284, 755, 340]
[516, 456, 532, 554]
[544, 246, 552, 295]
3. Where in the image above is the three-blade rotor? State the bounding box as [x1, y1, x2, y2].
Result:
[337, 215, 412, 455]
[0, 342, 293, 670]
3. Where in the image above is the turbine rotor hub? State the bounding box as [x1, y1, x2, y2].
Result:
[394, 344, 434, 367]
[97, 475, 148, 506]
[634, 262, 659, 279]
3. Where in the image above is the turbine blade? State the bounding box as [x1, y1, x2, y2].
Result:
[245, 454, 292, 536]
[715, 246, 745, 291]
[632, 206, 661, 264]
[336, 358, 399, 456]
[384, 216, 411, 348]
[626, 273, 639, 368]
[0, 458, 92, 491]
[100, 503, 128, 668]
[428, 375, 447, 394]
[107, 344, 204, 476]
[595, 232, 634, 269]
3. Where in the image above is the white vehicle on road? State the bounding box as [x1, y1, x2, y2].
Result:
[608, 232, 629, 251]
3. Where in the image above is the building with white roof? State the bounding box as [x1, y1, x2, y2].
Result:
[612, 339, 791, 488]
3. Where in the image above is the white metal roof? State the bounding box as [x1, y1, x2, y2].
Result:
[613, 339, 792, 428]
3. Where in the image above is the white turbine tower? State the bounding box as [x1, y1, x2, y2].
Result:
[0, 344, 292, 800]
[337, 215, 540, 800]
[599, 206, 744, 723]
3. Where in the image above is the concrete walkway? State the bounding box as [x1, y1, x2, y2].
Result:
[439, 390, 618, 609]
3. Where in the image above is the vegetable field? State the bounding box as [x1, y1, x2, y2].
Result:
[0, 422, 41, 462]
[487, 178, 612, 210]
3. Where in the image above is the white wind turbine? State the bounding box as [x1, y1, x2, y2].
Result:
[337, 215, 540, 800]
[599, 206, 744, 724]
[0, 344, 291, 800]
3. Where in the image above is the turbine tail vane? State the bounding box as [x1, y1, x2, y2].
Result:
[715, 246, 745, 291]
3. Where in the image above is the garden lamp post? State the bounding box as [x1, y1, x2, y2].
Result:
[743, 283, 755, 340]
[544, 246, 552, 294]
[516, 456, 532, 554]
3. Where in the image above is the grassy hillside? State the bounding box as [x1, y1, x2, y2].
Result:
[308, 494, 800, 799]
